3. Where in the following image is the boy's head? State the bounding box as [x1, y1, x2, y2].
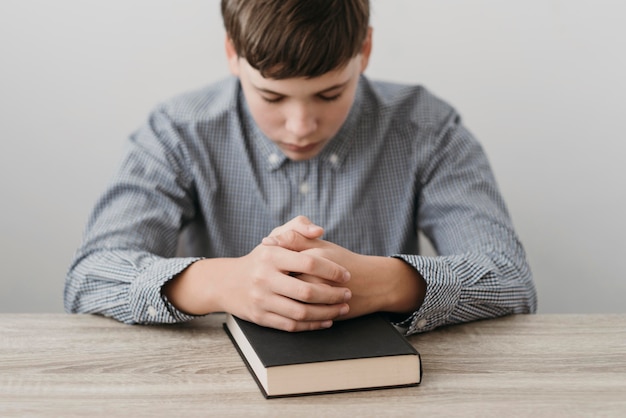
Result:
[221, 0, 370, 79]
[221, 0, 372, 161]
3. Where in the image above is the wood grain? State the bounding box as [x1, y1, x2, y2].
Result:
[1, 313, 625, 417]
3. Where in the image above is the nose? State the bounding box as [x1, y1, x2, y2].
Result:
[285, 103, 318, 139]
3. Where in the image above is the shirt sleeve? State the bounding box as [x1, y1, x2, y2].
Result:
[64, 107, 203, 324]
[393, 111, 537, 335]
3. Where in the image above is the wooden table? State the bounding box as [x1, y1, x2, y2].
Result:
[1, 313, 625, 417]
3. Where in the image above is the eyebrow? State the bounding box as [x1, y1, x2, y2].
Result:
[253, 80, 351, 97]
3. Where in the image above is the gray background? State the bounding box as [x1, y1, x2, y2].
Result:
[1, 0, 624, 314]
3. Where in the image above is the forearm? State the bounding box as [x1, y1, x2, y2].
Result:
[162, 258, 236, 316]
[380, 257, 427, 313]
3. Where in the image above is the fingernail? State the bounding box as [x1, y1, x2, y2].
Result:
[342, 270, 351, 282]
[344, 290, 352, 301]
[321, 320, 333, 328]
[339, 305, 350, 315]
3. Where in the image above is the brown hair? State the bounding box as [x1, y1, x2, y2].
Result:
[221, 0, 370, 79]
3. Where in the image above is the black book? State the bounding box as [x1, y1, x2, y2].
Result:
[223, 313, 422, 398]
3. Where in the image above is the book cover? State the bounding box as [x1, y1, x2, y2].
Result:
[224, 313, 422, 398]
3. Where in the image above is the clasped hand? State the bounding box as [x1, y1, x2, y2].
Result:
[225, 216, 356, 332]
[252, 216, 424, 331]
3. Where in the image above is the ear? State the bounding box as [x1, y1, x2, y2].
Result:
[359, 27, 373, 73]
[224, 36, 240, 76]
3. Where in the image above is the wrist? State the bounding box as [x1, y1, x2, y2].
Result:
[365, 256, 425, 314]
[162, 259, 228, 316]
[386, 257, 426, 314]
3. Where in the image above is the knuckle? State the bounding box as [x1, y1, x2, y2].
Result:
[284, 230, 299, 245]
[295, 284, 314, 301]
[256, 247, 274, 264]
[282, 320, 299, 333]
[290, 305, 308, 321]
[300, 254, 316, 272]
[249, 273, 264, 286]
[294, 215, 308, 224]
[249, 288, 265, 306]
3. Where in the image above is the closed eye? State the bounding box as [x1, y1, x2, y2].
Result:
[262, 95, 284, 104]
[318, 93, 342, 102]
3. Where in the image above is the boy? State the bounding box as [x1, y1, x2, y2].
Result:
[65, 0, 536, 334]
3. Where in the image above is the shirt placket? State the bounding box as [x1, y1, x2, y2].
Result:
[288, 160, 319, 224]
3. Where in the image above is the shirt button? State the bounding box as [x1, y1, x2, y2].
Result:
[147, 306, 158, 317]
[329, 153, 339, 166]
[268, 153, 280, 164]
[416, 319, 428, 329]
[299, 182, 309, 194]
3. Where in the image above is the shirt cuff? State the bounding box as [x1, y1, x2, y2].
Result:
[391, 254, 462, 334]
[129, 256, 204, 324]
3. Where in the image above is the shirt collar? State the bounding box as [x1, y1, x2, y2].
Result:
[237, 77, 364, 172]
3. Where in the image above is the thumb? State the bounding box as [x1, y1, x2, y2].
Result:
[270, 216, 324, 239]
[262, 230, 316, 252]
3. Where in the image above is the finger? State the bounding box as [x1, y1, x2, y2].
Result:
[263, 292, 350, 326]
[269, 215, 324, 239]
[262, 229, 314, 251]
[242, 274, 350, 331]
[256, 311, 335, 332]
[271, 246, 350, 284]
[271, 274, 352, 305]
[290, 272, 334, 286]
[292, 273, 352, 292]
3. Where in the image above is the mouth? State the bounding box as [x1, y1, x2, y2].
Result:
[280, 142, 321, 153]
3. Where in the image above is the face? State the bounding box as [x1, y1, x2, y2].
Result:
[225, 32, 372, 161]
